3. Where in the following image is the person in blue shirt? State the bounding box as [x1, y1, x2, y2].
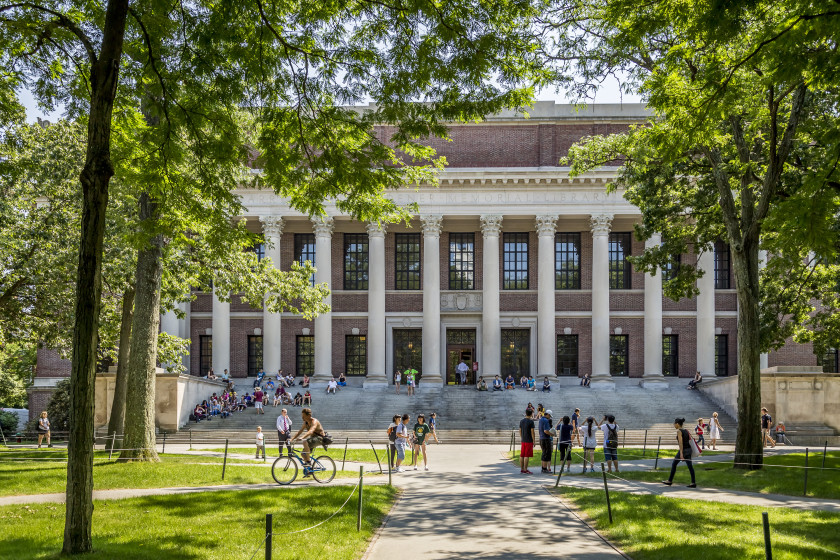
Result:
[538, 411, 554, 473]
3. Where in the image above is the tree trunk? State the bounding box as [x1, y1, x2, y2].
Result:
[732, 231, 764, 469]
[106, 286, 135, 451]
[63, 0, 130, 552]
[119, 193, 164, 462]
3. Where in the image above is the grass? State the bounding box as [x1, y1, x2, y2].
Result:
[202, 446, 406, 464]
[0, 485, 397, 559]
[0, 451, 368, 497]
[588, 451, 840, 500]
[506, 446, 727, 468]
[555, 487, 840, 559]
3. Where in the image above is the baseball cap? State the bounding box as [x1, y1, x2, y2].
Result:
[545, 410, 553, 416]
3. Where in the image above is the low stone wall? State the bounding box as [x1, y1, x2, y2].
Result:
[95, 369, 227, 432]
[700, 366, 840, 433]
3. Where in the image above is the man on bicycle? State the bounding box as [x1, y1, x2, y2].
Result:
[290, 407, 326, 471]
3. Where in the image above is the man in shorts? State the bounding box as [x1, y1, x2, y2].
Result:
[290, 408, 326, 472]
[411, 414, 432, 471]
[571, 408, 581, 446]
[254, 387, 265, 415]
[394, 414, 411, 472]
[519, 408, 536, 474]
[761, 407, 776, 448]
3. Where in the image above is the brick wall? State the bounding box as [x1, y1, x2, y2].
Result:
[769, 337, 818, 369]
[35, 348, 71, 378]
[280, 318, 315, 375]
[554, 317, 591, 377]
[28, 389, 54, 421]
[332, 318, 369, 376]
[230, 317, 264, 377]
[190, 319, 212, 377]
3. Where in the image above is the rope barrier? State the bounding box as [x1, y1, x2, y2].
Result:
[245, 534, 269, 560]
[270, 478, 362, 535]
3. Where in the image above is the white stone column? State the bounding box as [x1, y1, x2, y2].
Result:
[212, 285, 230, 377]
[759, 249, 769, 371]
[590, 214, 614, 389]
[365, 222, 388, 387]
[642, 234, 667, 388]
[312, 216, 334, 383]
[696, 246, 716, 376]
[421, 215, 443, 386]
[180, 300, 191, 373]
[261, 216, 284, 377]
[536, 215, 558, 378]
[481, 215, 503, 378]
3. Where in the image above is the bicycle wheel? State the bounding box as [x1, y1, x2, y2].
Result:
[312, 455, 336, 483]
[271, 456, 298, 485]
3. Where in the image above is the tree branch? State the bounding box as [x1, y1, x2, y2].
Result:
[0, 2, 97, 62]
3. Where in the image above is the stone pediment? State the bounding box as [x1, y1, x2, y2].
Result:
[441, 292, 482, 312]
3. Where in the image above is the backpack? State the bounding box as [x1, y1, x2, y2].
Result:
[606, 424, 618, 449]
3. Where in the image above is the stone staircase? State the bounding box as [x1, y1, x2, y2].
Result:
[178, 377, 738, 446]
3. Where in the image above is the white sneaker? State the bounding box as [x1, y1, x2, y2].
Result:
[413, 466, 418, 470]
[395, 467, 404, 473]
[424, 466, 430, 471]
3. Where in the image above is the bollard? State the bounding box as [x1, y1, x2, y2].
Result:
[654, 436, 662, 470]
[162, 432, 166, 454]
[342, 437, 349, 471]
[357, 466, 364, 531]
[803, 448, 809, 496]
[554, 458, 565, 488]
[552, 444, 558, 473]
[370, 441, 383, 474]
[601, 463, 613, 524]
[189, 431, 192, 451]
[510, 429, 515, 453]
[622, 428, 626, 448]
[642, 429, 648, 458]
[265, 513, 273, 560]
[762, 511, 772, 560]
[108, 432, 116, 460]
[388, 452, 392, 487]
[823, 442, 828, 470]
[222, 438, 229, 480]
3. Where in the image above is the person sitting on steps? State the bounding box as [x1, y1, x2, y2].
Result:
[687, 371, 702, 390]
[505, 374, 516, 389]
[493, 375, 503, 391]
[476, 376, 488, 391]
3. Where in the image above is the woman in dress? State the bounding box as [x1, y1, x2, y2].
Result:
[37, 411, 51, 448]
[709, 411, 724, 450]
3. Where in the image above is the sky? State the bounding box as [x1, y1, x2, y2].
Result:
[19, 77, 642, 122]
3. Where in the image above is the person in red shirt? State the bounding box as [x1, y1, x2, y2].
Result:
[694, 418, 706, 449]
[254, 387, 265, 415]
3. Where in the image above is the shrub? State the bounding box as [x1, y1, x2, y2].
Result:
[0, 409, 19, 435]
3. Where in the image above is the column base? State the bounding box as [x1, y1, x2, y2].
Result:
[589, 376, 616, 390]
[418, 374, 444, 387]
[640, 376, 670, 389]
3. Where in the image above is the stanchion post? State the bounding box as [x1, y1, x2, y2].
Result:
[622, 428, 626, 448]
[162, 431, 166, 454]
[0, 424, 6, 447]
[357, 466, 364, 532]
[762, 511, 772, 560]
[189, 431, 192, 451]
[642, 429, 648, 457]
[601, 462, 613, 524]
[108, 432, 116, 460]
[554, 458, 565, 488]
[803, 448, 809, 496]
[388, 451, 392, 486]
[222, 438, 229, 480]
[510, 429, 515, 453]
[654, 436, 661, 470]
[823, 442, 827, 470]
[342, 437, 349, 471]
[552, 443, 558, 473]
[265, 513, 273, 560]
[370, 441, 383, 474]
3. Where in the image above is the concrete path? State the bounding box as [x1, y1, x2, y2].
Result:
[364, 445, 627, 560]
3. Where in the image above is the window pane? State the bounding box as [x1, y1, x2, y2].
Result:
[503, 233, 529, 290]
[715, 334, 728, 376]
[295, 233, 316, 286]
[555, 233, 581, 289]
[395, 233, 421, 290]
[501, 329, 530, 378]
[609, 233, 632, 289]
[662, 335, 678, 376]
[200, 335, 213, 377]
[714, 241, 731, 289]
[556, 335, 578, 376]
[247, 243, 265, 262]
[344, 233, 369, 290]
[449, 233, 475, 290]
[345, 335, 367, 376]
[393, 329, 422, 381]
[247, 335, 263, 376]
[296, 335, 314, 377]
[819, 348, 838, 373]
[609, 335, 629, 376]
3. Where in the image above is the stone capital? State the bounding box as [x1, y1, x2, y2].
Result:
[420, 214, 443, 237]
[366, 222, 387, 238]
[589, 213, 614, 236]
[260, 215, 284, 239]
[311, 215, 335, 237]
[535, 215, 558, 237]
[480, 214, 503, 237]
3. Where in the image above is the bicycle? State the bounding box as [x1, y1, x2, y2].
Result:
[271, 443, 336, 485]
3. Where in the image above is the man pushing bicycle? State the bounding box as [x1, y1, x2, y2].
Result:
[290, 407, 327, 473]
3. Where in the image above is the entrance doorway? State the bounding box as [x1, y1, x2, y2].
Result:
[446, 329, 476, 385]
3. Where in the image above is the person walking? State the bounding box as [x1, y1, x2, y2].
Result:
[429, 412, 440, 443]
[411, 414, 432, 471]
[579, 416, 598, 473]
[255, 426, 266, 460]
[387, 414, 400, 469]
[394, 370, 402, 394]
[406, 369, 416, 396]
[538, 410, 553, 473]
[709, 412, 724, 450]
[598, 415, 620, 473]
[254, 387, 265, 415]
[519, 408, 536, 474]
[276, 409, 293, 456]
[456, 359, 469, 386]
[571, 408, 581, 447]
[394, 414, 411, 472]
[36, 411, 51, 448]
[556, 415, 573, 473]
[662, 417, 697, 488]
[695, 418, 706, 449]
[761, 407, 776, 448]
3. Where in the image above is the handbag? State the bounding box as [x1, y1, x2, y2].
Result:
[689, 435, 703, 457]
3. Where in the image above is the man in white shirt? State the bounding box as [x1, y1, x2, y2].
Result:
[394, 414, 411, 472]
[456, 360, 469, 386]
[276, 409, 293, 457]
[327, 378, 338, 394]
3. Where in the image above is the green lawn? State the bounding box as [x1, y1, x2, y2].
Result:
[585, 451, 840, 500]
[0, 451, 369, 496]
[556, 487, 840, 559]
[203, 446, 406, 464]
[0, 485, 397, 559]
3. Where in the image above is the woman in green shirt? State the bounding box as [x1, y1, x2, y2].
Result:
[411, 414, 432, 471]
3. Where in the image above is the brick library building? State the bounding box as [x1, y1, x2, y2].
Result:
[32, 102, 834, 407]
